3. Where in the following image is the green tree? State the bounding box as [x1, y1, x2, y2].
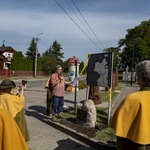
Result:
[42, 56, 60, 75]
[118, 20, 150, 68]
[42, 40, 64, 73]
[25, 38, 36, 73]
[26, 37, 43, 73]
[26, 56, 34, 71]
[43, 40, 64, 60]
[37, 58, 43, 71]
[26, 37, 36, 58]
[43, 46, 53, 57]
[51, 40, 64, 61]
[104, 47, 120, 70]
[79, 61, 86, 74]
[10, 51, 26, 70]
[63, 59, 69, 73]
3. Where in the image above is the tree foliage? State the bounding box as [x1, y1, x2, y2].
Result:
[26, 37, 37, 58]
[104, 47, 120, 70]
[79, 61, 86, 74]
[10, 39, 70, 74]
[63, 59, 69, 73]
[43, 40, 64, 59]
[26, 56, 33, 71]
[50, 40, 64, 61]
[118, 20, 150, 68]
[41, 56, 60, 75]
[10, 51, 26, 70]
[42, 40, 64, 73]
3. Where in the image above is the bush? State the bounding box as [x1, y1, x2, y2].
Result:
[78, 81, 87, 90]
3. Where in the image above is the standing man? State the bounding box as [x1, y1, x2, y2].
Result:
[50, 65, 70, 122]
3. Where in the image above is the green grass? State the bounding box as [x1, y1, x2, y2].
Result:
[99, 91, 119, 102]
[61, 83, 125, 143]
[96, 107, 108, 123]
[95, 127, 116, 142]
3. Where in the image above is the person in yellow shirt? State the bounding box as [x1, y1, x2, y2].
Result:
[0, 79, 30, 142]
[0, 108, 28, 150]
[109, 60, 150, 150]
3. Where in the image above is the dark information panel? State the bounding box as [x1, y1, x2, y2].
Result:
[87, 52, 112, 87]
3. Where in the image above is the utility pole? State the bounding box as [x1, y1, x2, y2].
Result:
[34, 33, 43, 77]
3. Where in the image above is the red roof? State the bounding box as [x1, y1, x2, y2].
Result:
[68, 56, 80, 64]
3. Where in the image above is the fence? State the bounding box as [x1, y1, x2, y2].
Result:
[0, 69, 11, 77]
[0, 69, 48, 77]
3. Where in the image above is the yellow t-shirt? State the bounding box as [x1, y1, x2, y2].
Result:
[109, 89, 150, 145]
[0, 108, 28, 150]
[0, 93, 25, 118]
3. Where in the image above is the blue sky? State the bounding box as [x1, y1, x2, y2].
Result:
[0, 0, 149, 62]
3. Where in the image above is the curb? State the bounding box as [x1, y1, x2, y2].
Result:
[111, 84, 126, 109]
[48, 119, 117, 150]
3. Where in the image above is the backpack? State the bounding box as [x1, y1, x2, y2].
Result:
[48, 77, 53, 92]
[45, 74, 57, 92]
[45, 76, 53, 101]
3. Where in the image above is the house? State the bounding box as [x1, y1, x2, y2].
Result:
[0, 43, 15, 70]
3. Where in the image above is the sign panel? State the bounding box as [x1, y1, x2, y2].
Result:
[87, 52, 112, 87]
[77, 109, 87, 123]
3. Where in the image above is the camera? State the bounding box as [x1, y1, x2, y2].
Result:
[22, 80, 27, 86]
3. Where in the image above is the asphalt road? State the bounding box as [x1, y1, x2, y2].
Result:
[13, 75, 86, 89]
[14, 79, 48, 89]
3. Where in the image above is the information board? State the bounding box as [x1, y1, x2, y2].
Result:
[87, 52, 112, 87]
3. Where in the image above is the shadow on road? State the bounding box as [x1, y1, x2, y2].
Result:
[55, 138, 98, 150]
[27, 105, 47, 115]
[25, 106, 99, 150]
[64, 99, 75, 105]
[25, 105, 117, 150]
[25, 106, 50, 125]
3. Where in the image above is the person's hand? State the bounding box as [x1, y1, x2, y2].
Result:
[58, 76, 63, 83]
[18, 86, 25, 96]
[56, 79, 61, 84]
[22, 86, 26, 91]
[69, 81, 73, 84]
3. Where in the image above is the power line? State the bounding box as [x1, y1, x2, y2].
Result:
[0, 30, 43, 48]
[39, 39, 49, 49]
[55, 0, 101, 50]
[71, 0, 105, 49]
[0, 30, 33, 46]
[65, 0, 101, 49]
[0, 30, 32, 38]
[4, 40, 30, 46]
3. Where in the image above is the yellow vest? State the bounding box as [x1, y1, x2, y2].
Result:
[109, 89, 150, 144]
[0, 93, 25, 118]
[0, 108, 28, 150]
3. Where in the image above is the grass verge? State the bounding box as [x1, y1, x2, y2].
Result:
[60, 84, 125, 143]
